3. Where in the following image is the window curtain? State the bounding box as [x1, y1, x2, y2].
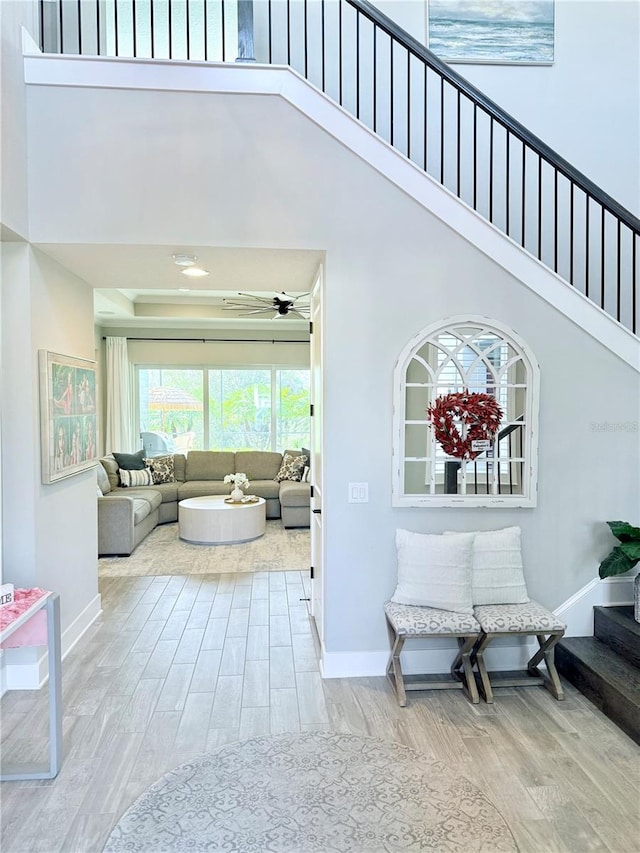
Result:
[105, 337, 136, 453]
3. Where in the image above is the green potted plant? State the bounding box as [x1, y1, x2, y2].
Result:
[599, 521, 640, 623]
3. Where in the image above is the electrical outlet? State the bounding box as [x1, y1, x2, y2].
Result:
[348, 482, 369, 503]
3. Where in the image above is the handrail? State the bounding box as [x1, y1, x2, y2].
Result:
[39, 0, 639, 334]
[349, 0, 640, 233]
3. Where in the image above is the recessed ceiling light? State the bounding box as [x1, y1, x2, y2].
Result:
[181, 267, 210, 277]
[172, 253, 197, 267]
[98, 310, 116, 315]
[178, 287, 191, 292]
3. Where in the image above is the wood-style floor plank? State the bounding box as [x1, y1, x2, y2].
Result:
[2, 567, 639, 853]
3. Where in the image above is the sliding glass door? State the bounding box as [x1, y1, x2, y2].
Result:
[138, 366, 310, 453]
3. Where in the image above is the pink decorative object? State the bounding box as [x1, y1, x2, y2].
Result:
[0, 587, 50, 648]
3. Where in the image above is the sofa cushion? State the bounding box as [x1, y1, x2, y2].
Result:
[275, 452, 308, 482]
[96, 463, 111, 495]
[279, 480, 311, 506]
[235, 451, 282, 481]
[113, 449, 146, 470]
[391, 529, 475, 615]
[145, 454, 176, 484]
[146, 481, 180, 503]
[100, 455, 121, 489]
[185, 451, 235, 481]
[178, 481, 232, 500]
[116, 488, 163, 512]
[173, 454, 186, 481]
[120, 468, 154, 488]
[132, 498, 153, 525]
[247, 479, 282, 500]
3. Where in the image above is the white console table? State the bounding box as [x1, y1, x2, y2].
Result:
[0, 590, 62, 781]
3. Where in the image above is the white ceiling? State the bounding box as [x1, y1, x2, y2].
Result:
[33, 243, 324, 330]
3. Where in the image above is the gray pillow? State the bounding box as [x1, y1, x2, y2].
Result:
[96, 463, 111, 495]
[113, 449, 146, 470]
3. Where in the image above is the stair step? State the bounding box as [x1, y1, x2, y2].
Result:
[556, 636, 640, 745]
[593, 605, 640, 668]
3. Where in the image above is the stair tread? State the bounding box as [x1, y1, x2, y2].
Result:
[558, 637, 640, 698]
[594, 605, 640, 638]
[593, 605, 640, 668]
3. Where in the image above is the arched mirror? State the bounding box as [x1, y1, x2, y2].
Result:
[393, 316, 540, 507]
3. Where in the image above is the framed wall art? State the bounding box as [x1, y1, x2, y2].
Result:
[39, 350, 98, 484]
[428, 1, 555, 64]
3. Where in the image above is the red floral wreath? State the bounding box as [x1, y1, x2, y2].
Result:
[427, 391, 503, 461]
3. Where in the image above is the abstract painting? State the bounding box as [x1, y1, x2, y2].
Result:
[428, 1, 554, 63]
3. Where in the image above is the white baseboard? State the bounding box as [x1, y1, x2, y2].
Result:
[320, 576, 638, 679]
[554, 575, 636, 637]
[2, 593, 102, 692]
[320, 636, 538, 679]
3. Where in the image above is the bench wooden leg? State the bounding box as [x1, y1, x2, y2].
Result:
[451, 636, 480, 704]
[471, 632, 494, 703]
[386, 632, 408, 707]
[529, 632, 565, 700]
[387, 635, 407, 707]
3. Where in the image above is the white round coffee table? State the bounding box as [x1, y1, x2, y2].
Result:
[178, 496, 266, 545]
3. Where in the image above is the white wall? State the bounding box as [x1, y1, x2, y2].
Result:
[0, 0, 101, 684]
[0, 1, 37, 238]
[23, 73, 639, 669]
[1, 244, 100, 686]
[372, 0, 640, 215]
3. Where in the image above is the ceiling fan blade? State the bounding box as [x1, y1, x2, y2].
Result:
[235, 293, 277, 304]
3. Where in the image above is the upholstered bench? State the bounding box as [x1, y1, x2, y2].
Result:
[384, 601, 481, 706]
[471, 601, 566, 703]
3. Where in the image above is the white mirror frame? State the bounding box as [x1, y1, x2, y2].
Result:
[392, 315, 540, 508]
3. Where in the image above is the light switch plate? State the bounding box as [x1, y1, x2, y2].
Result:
[348, 482, 369, 503]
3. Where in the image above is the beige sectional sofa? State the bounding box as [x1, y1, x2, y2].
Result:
[96, 449, 310, 556]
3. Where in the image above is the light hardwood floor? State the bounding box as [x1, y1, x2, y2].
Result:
[1, 570, 639, 853]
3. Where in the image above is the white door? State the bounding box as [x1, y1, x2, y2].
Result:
[309, 267, 324, 643]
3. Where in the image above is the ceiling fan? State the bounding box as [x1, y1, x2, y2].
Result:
[222, 291, 311, 319]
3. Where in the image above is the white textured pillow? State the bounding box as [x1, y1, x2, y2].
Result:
[446, 526, 529, 605]
[391, 529, 475, 614]
[119, 468, 153, 488]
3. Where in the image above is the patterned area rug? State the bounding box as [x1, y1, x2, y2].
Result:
[98, 520, 310, 577]
[103, 732, 517, 852]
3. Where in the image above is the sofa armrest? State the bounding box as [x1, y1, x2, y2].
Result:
[98, 495, 135, 555]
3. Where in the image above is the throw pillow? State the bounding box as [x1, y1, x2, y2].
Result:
[97, 486, 103, 497]
[275, 453, 308, 482]
[445, 526, 529, 606]
[96, 463, 111, 495]
[302, 465, 311, 483]
[302, 447, 311, 468]
[119, 468, 153, 488]
[391, 529, 475, 614]
[113, 449, 146, 470]
[144, 455, 175, 484]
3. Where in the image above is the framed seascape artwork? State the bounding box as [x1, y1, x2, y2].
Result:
[428, 1, 555, 64]
[39, 350, 98, 484]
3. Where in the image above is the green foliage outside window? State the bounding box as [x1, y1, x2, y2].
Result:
[139, 366, 310, 453]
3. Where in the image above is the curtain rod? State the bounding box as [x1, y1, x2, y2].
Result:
[102, 336, 309, 344]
